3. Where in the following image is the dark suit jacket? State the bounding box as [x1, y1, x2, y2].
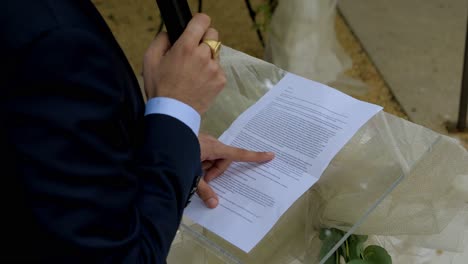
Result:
[0, 0, 201, 262]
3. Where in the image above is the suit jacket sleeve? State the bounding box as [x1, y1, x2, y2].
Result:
[3, 27, 201, 263]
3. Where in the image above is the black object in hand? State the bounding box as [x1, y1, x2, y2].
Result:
[156, 0, 193, 44]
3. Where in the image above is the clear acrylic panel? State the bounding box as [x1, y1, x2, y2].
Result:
[167, 47, 468, 264]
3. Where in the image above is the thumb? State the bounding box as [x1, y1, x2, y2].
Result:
[146, 32, 171, 63]
[196, 179, 219, 209]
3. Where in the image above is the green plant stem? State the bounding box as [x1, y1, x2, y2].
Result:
[244, 0, 265, 47]
[345, 239, 350, 261]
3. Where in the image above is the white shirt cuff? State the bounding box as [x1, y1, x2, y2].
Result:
[145, 97, 201, 136]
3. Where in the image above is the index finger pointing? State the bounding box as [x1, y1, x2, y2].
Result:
[178, 13, 211, 48]
[220, 145, 275, 163]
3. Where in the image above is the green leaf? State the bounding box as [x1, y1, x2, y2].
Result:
[340, 240, 348, 261]
[319, 229, 391, 264]
[347, 234, 368, 260]
[362, 245, 392, 264]
[319, 229, 343, 264]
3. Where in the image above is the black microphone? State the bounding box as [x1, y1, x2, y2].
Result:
[155, 0, 193, 44]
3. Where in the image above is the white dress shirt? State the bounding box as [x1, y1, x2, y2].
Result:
[144, 97, 201, 136]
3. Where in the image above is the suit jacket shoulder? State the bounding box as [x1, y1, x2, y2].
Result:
[1, 0, 114, 51]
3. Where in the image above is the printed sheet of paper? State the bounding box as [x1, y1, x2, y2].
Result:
[184, 73, 383, 252]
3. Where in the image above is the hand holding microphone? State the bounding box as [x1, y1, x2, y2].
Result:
[143, 14, 226, 115]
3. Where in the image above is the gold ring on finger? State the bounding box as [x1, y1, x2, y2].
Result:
[202, 40, 222, 60]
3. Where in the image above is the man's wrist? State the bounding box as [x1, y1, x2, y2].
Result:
[145, 97, 201, 136]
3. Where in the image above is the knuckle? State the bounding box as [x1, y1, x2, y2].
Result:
[200, 49, 212, 62]
[219, 75, 227, 87]
[212, 62, 221, 72]
[207, 62, 219, 74]
[180, 42, 193, 55]
[216, 71, 227, 87]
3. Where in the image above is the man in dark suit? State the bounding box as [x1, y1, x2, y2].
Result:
[0, 0, 273, 262]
